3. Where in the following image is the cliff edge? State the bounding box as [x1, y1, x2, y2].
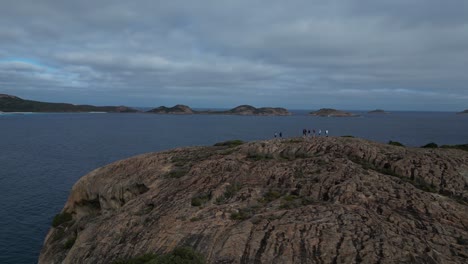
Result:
[40, 137, 468, 263]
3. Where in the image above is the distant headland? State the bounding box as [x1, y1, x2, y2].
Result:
[0, 94, 139, 113]
[309, 108, 358, 117]
[457, 109, 468, 114]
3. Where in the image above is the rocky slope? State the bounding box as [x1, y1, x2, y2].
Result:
[39, 137, 468, 264]
[0, 94, 139, 113]
[310, 108, 358, 117]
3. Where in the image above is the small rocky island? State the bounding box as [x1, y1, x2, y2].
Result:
[310, 108, 358, 117]
[368, 109, 389, 114]
[147, 104, 194, 114]
[457, 109, 468, 114]
[0, 94, 139, 113]
[147, 104, 291, 116]
[40, 137, 468, 264]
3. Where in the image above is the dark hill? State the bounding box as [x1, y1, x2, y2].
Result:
[0, 94, 139, 113]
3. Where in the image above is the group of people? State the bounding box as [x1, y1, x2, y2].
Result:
[302, 128, 328, 137]
[274, 132, 283, 138]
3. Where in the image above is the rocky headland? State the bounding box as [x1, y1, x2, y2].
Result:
[457, 110, 468, 115]
[0, 94, 139, 113]
[147, 104, 291, 116]
[310, 108, 358, 117]
[40, 137, 468, 264]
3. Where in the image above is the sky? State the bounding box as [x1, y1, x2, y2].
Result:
[0, 0, 467, 111]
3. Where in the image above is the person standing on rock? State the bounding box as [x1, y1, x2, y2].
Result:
[274, 132, 277, 138]
[313, 129, 316, 137]
[318, 129, 321, 136]
[279, 132, 282, 138]
[325, 130, 329, 137]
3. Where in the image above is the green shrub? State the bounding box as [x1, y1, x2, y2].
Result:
[440, 144, 468, 152]
[166, 169, 189, 179]
[341, 135, 354, 138]
[388, 141, 405, 147]
[457, 236, 468, 245]
[230, 207, 255, 221]
[259, 190, 282, 203]
[113, 253, 158, 264]
[64, 236, 76, 249]
[157, 247, 205, 264]
[215, 182, 242, 204]
[191, 193, 211, 207]
[214, 140, 244, 147]
[113, 247, 205, 264]
[421, 142, 438, 148]
[52, 212, 72, 227]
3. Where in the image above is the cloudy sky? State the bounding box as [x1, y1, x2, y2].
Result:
[1, 0, 467, 110]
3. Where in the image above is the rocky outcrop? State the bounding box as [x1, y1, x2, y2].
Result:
[457, 110, 468, 115]
[147, 105, 194, 114]
[39, 137, 468, 264]
[310, 108, 358, 117]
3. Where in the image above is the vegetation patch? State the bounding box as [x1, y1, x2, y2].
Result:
[258, 190, 282, 203]
[440, 144, 468, 152]
[191, 193, 211, 207]
[279, 195, 314, 209]
[247, 152, 273, 161]
[388, 141, 405, 147]
[113, 247, 206, 264]
[52, 212, 73, 228]
[457, 236, 468, 245]
[215, 182, 242, 204]
[214, 140, 244, 148]
[284, 139, 303, 144]
[190, 216, 202, 222]
[165, 168, 189, 179]
[64, 236, 76, 249]
[341, 135, 354, 138]
[230, 207, 257, 221]
[421, 142, 438, 148]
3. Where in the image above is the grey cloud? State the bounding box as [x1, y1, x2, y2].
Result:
[0, 0, 467, 110]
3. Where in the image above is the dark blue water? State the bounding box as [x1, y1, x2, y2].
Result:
[0, 112, 467, 264]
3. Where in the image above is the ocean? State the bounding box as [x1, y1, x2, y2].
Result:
[0, 111, 467, 263]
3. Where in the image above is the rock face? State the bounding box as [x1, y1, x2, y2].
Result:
[310, 108, 358, 117]
[39, 137, 468, 264]
[147, 105, 194, 114]
[457, 110, 468, 114]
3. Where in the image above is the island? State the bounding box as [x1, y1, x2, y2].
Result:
[457, 109, 468, 114]
[309, 108, 358, 117]
[147, 104, 194, 114]
[0, 94, 139, 113]
[39, 137, 468, 264]
[147, 104, 291, 116]
[368, 109, 389, 114]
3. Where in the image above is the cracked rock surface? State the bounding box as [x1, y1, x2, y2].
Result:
[39, 137, 468, 263]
